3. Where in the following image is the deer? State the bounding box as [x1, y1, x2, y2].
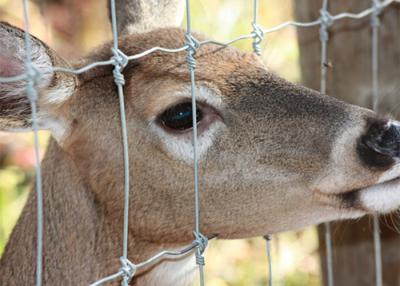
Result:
[1, 0, 400, 285]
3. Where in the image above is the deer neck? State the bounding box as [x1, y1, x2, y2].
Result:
[0, 139, 196, 286]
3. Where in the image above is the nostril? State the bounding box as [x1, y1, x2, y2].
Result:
[375, 122, 400, 157]
[357, 118, 398, 169]
[364, 120, 400, 157]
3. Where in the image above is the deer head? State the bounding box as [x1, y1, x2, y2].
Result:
[1, 1, 400, 285]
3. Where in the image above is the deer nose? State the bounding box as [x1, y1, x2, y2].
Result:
[357, 119, 400, 168]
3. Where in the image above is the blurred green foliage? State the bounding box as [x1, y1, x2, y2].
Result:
[0, 0, 321, 285]
[0, 167, 30, 253]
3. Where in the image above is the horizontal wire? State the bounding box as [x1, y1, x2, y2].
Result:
[89, 270, 125, 286]
[89, 237, 214, 286]
[127, 45, 189, 60]
[0, 0, 398, 83]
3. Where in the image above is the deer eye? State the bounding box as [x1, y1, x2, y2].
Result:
[158, 102, 203, 131]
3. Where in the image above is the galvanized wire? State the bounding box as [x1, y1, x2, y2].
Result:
[319, 1, 335, 285]
[185, 0, 208, 285]
[324, 222, 334, 286]
[371, 1, 383, 286]
[252, 2, 272, 285]
[89, 238, 212, 286]
[0, 1, 399, 285]
[21, 1, 44, 286]
[264, 235, 273, 286]
[95, 1, 134, 285]
[251, 0, 264, 55]
[1, 0, 398, 82]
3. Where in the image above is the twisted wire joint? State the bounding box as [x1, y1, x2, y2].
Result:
[371, 0, 383, 27]
[185, 33, 200, 70]
[193, 231, 208, 266]
[251, 22, 264, 56]
[319, 9, 333, 42]
[112, 48, 129, 86]
[26, 65, 41, 101]
[119, 256, 137, 286]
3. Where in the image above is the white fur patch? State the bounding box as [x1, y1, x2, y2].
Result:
[149, 85, 225, 164]
[141, 253, 197, 286]
[43, 78, 75, 105]
[359, 177, 400, 213]
[150, 121, 224, 164]
[37, 113, 68, 142]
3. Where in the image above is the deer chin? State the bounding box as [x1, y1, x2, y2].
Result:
[314, 174, 400, 219]
[324, 176, 400, 215]
[356, 176, 400, 213]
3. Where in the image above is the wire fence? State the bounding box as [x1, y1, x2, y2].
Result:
[0, 0, 399, 285]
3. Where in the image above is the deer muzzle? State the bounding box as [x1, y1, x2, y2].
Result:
[357, 118, 400, 169]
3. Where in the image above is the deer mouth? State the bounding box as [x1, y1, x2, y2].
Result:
[337, 176, 400, 213]
[315, 175, 400, 214]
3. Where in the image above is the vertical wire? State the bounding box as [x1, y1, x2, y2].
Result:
[371, 1, 383, 286]
[251, 0, 264, 55]
[109, 0, 131, 267]
[253, 0, 259, 24]
[320, 1, 334, 286]
[324, 223, 334, 286]
[320, 0, 329, 96]
[264, 235, 273, 286]
[22, 1, 43, 286]
[185, 0, 205, 285]
[373, 216, 383, 286]
[253, 1, 272, 285]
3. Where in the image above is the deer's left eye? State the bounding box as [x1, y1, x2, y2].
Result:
[158, 102, 203, 131]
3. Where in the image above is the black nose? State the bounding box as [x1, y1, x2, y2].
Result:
[357, 118, 400, 169]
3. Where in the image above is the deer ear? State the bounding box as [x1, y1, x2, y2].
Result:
[0, 22, 76, 135]
[109, 0, 184, 36]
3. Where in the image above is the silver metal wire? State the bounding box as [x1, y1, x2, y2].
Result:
[251, 0, 264, 55]
[21, 1, 44, 286]
[1, 1, 399, 285]
[252, 3, 272, 286]
[89, 238, 212, 286]
[324, 222, 334, 286]
[96, 1, 133, 285]
[371, 1, 383, 286]
[319, 1, 334, 285]
[1, 0, 398, 82]
[264, 235, 273, 286]
[185, 0, 207, 285]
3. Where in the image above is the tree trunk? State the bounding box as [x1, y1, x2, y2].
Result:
[294, 1, 400, 285]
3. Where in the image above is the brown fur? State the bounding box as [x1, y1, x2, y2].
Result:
[0, 3, 399, 285]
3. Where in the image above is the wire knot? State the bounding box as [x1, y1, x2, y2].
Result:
[371, 0, 382, 27]
[113, 68, 125, 86]
[251, 22, 264, 56]
[26, 65, 41, 101]
[112, 48, 129, 86]
[319, 9, 333, 42]
[185, 33, 200, 70]
[195, 252, 205, 266]
[119, 257, 137, 286]
[193, 231, 208, 266]
[320, 9, 333, 28]
[193, 231, 208, 253]
[27, 65, 41, 85]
